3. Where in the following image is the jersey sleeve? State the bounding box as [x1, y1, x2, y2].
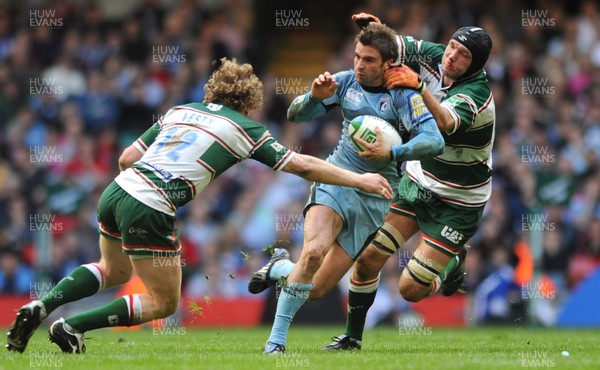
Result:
[133, 122, 161, 154]
[287, 70, 351, 122]
[249, 130, 296, 171]
[396, 35, 421, 70]
[397, 89, 434, 132]
[440, 93, 478, 135]
[390, 89, 443, 161]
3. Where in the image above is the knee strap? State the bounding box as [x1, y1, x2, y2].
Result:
[372, 222, 406, 256]
[403, 249, 444, 287]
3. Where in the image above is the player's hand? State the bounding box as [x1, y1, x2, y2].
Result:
[384, 64, 425, 93]
[355, 127, 392, 162]
[311, 72, 338, 101]
[357, 172, 393, 199]
[352, 12, 381, 29]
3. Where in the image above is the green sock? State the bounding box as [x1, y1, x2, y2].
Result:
[41, 264, 103, 313]
[66, 295, 143, 333]
[345, 278, 379, 341]
[439, 255, 459, 282]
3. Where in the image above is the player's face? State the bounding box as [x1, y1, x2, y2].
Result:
[442, 40, 473, 80]
[354, 43, 391, 86]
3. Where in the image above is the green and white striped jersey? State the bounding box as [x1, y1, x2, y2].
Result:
[397, 36, 495, 207]
[115, 102, 295, 216]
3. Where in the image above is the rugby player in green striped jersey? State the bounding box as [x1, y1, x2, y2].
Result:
[324, 15, 495, 350]
[6, 58, 393, 354]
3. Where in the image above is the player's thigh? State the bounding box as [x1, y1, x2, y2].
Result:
[384, 211, 420, 242]
[309, 242, 354, 300]
[302, 204, 344, 255]
[98, 235, 132, 287]
[96, 182, 133, 286]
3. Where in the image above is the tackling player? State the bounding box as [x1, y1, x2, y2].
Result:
[6, 58, 394, 354]
[323, 14, 495, 350]
[252, 23, 445, 354]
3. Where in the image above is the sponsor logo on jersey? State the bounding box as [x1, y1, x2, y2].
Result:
[410, 94, 428, 119]
[345, 88, 363, 105]
[128, 227, 149, 236]
[206, 103, 222, 111]
[441, 226, 464, 245]
[141, 161, 173, 180]
[271, 142, 285, 152]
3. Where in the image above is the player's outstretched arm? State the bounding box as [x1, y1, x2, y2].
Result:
[355, 119, 444, 162]
[384, 65, 455, 133]
[287, 72, 338, 122]
[282, 153, 392, 199]
[391, 116, 444, 161]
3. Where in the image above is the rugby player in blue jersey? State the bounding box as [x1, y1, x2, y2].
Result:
[250, 23, 444, 354]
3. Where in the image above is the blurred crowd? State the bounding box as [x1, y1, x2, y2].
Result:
[0, 0, 599, 327]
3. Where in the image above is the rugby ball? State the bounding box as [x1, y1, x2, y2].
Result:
[348, 115, 403, 151]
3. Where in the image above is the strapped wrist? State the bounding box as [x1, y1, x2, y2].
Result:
[416, 81, 427, 94]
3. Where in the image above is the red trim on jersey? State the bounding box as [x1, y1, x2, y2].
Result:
[399, 36, 406, 64]
[136, 139, 148, 151]
[421, 232, 461, 254]
[437, 195, 487, 208]
[122, 243, 182, 251]
[98, 220, 121, 238]
[391, 203, 417, 217]
[273, 150, 294, 171]
[421, 169, 491, 190]
[477, 94, 493, 113]
[454, 93, 477, 129]
[180, 176, 197, 198]
[174, 106, 254, 144]
[419, 60, 441, 82]
[194, 126, 244, 159]
[249, 134, 273, 156]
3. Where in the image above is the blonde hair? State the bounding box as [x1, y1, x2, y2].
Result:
[203, 58, 264, 114]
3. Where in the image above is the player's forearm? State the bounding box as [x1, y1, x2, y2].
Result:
[287, 93, 327, 122]
[421, 90, 456, 133]
[289, 154, 361, 187]
[391, 118, 444, 161]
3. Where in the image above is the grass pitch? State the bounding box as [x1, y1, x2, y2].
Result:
[2, 326, 599, 369]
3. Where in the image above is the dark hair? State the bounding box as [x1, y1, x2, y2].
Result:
[355, 23, 399, 63]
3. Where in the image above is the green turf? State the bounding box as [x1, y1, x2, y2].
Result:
[2, 326, 599, 369]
